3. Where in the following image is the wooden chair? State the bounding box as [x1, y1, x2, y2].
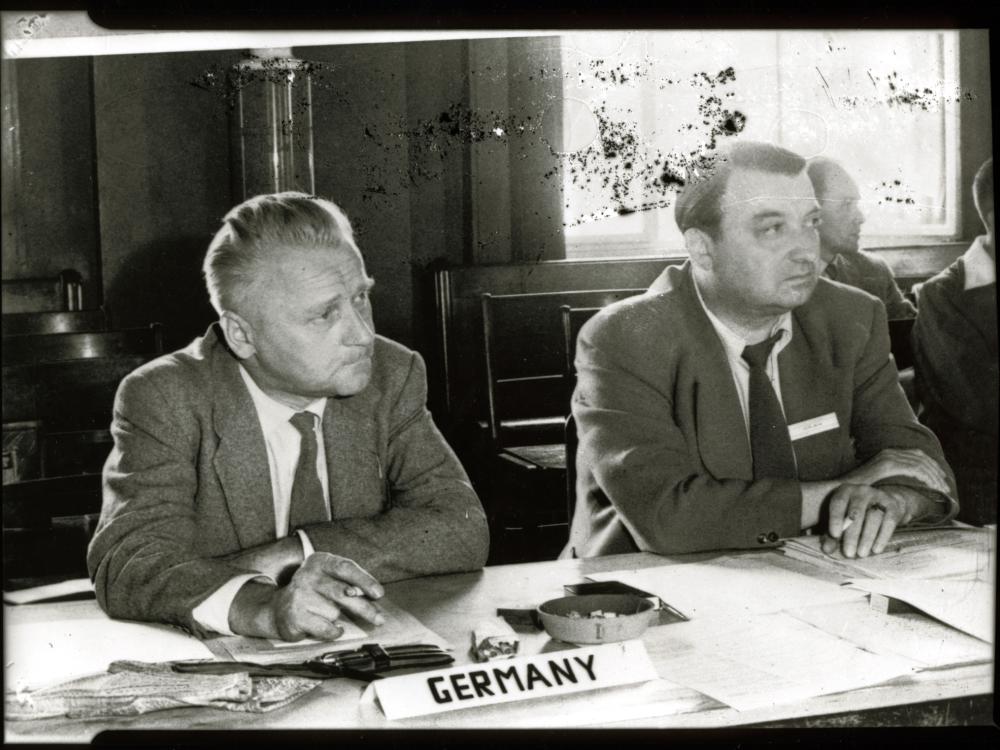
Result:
[1, 324, 163, 367]
[3, 472, 103, 588]
[1, 269, 84, 314]
[888, 318, 918, 407]
[2, 308, 108, 337]
[2, 324, 165, 478]
[479, 288, 644, 563]
[559, 305, 604, 531]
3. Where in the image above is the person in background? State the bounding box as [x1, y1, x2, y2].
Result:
[807, 157, 917, 320]
[88, 192, 489, 640]
[912, 158, 997, 525]
[564, 141, 957, 561]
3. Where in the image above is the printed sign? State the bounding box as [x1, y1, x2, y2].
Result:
[372, 640, 658, 720]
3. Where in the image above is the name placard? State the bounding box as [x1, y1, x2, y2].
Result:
[372, 640, 658, 720]
[788, 412, 839, 442]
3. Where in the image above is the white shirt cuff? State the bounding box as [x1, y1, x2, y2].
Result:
[191, 574, 274, 637]
[296, 528, 316, 559]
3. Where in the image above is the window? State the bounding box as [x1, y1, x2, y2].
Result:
[560, 31, 962, 259]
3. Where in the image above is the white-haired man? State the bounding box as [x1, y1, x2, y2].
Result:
[88, 192, 489, 641]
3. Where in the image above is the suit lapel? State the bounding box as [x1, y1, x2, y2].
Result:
[208, 327, 277, 549]
[779, 311, 850, 480]
[668, 268, 754, 480]
[321, 381, 383, 520]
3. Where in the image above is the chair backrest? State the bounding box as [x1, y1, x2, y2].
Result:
[559, 305, 606, 527]
[480, 289, 645, 446]
[888, 317, 916, 371]
[1, 323, 163, 367]
[3, 473, 103, 586]
[1, 269, 84, 314]
[2, 308, 108, 337]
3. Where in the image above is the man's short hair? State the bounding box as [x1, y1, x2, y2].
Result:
[972, 157, 993, 225]
[203, 192, 357, 315]
[804, 156, 847, 198]
[674, 141, 807, 238]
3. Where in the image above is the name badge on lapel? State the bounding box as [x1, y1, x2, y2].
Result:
[788, 412, 839, 442]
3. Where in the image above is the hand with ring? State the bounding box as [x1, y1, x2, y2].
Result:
[822, 485, 908, 558]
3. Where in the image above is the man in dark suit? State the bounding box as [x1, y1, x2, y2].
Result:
[913, 158, 997, 525]
[88, 192, 489, 640]
[564, 142, 957, 561]
[806, 156, 916, 320]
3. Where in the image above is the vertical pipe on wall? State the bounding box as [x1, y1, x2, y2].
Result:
[229, 48, 315, 199]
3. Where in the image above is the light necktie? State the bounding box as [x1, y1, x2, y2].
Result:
[741, 334, 797, 480]
[288, 411, 329, 530]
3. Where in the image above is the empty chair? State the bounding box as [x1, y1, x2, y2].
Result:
[2, 308, 108, 337]
[479, 289, 643, 564]
[1, 324, 163, 367]
[3, 473, 103, 588]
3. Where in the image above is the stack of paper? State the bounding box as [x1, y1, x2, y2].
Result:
[587, 554, 865, 620]
[780, 527, 994, 582]
[642, 611, 918, 712]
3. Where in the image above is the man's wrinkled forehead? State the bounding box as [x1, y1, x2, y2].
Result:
[719, 167, 817, 214]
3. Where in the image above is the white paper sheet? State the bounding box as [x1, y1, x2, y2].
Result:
[3, 601, 213, 692]
[642, 611, 918, 712]
[266, 616, 367, 647]
[845, 578, 996, 643]
[588, 555, 865, 620]
[781, 527, 994, 582]
[786, 600, 994, 668]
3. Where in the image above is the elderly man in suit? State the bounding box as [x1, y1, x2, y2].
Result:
[88, 192, 489, 641]
[564, 142, 957, 561]
[806, 156, 916, 320]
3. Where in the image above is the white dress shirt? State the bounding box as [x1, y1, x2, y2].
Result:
[963, 235, 996, 291]
[191, 365, 330, 635]
[691, 275, 794, 440]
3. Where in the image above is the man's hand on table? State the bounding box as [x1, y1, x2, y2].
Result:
[821, 484, 939, 558]
[840, 448, 950, 495]
[227, 553, 386, 641]
[221, 535, 305, 584]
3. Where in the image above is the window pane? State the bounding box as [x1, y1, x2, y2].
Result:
[561, 30, 960, 259]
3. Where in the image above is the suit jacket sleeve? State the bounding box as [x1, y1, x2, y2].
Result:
[846, 299, 958, 520]
[300, 352, 489, 580]
[574, 314, 803, 555]
[875, 258, 917, 320]
[87, 370, 264, 637]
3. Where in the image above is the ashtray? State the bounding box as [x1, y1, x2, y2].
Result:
[537, 594, 657, 645]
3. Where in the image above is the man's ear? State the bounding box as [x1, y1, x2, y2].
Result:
[684, 228, 714, 271]
[218, 311, 256, 359]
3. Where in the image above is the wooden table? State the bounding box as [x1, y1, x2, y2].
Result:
[4, 550, 995, 741]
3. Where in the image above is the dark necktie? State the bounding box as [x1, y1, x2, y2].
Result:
[288, 411, 330, 530]
[741, 334, 797, 480]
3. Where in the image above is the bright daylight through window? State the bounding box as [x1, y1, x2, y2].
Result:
[560, 31, 962, 259]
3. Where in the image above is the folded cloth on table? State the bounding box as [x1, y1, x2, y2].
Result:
[5, 660, 320, 720]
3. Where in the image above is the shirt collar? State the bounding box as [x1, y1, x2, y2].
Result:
[237, 364, 327, 433]
[963, 235, 996, 291]
[692, 273, 793, 362]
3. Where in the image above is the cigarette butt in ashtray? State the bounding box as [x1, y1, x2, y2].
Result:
[471, 617, 520, 662]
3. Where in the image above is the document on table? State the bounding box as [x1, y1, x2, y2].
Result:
[780, 526, 995, 582]
[588, 555, 865, 620]
[844, 578, 995, 643]
[3, 600, 213, 692]
[642, 611, 918, 712]
[206, 596, 451, 664]
[785, 600, 994, 667]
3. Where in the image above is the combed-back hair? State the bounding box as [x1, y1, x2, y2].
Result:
[674, 141, 807, 238]
[203, 191, 357, 314]
[973, 157, 993, 225]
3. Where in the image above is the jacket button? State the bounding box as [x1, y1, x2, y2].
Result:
[767, 531, 779, 543]
[757, 533, 768, 544]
